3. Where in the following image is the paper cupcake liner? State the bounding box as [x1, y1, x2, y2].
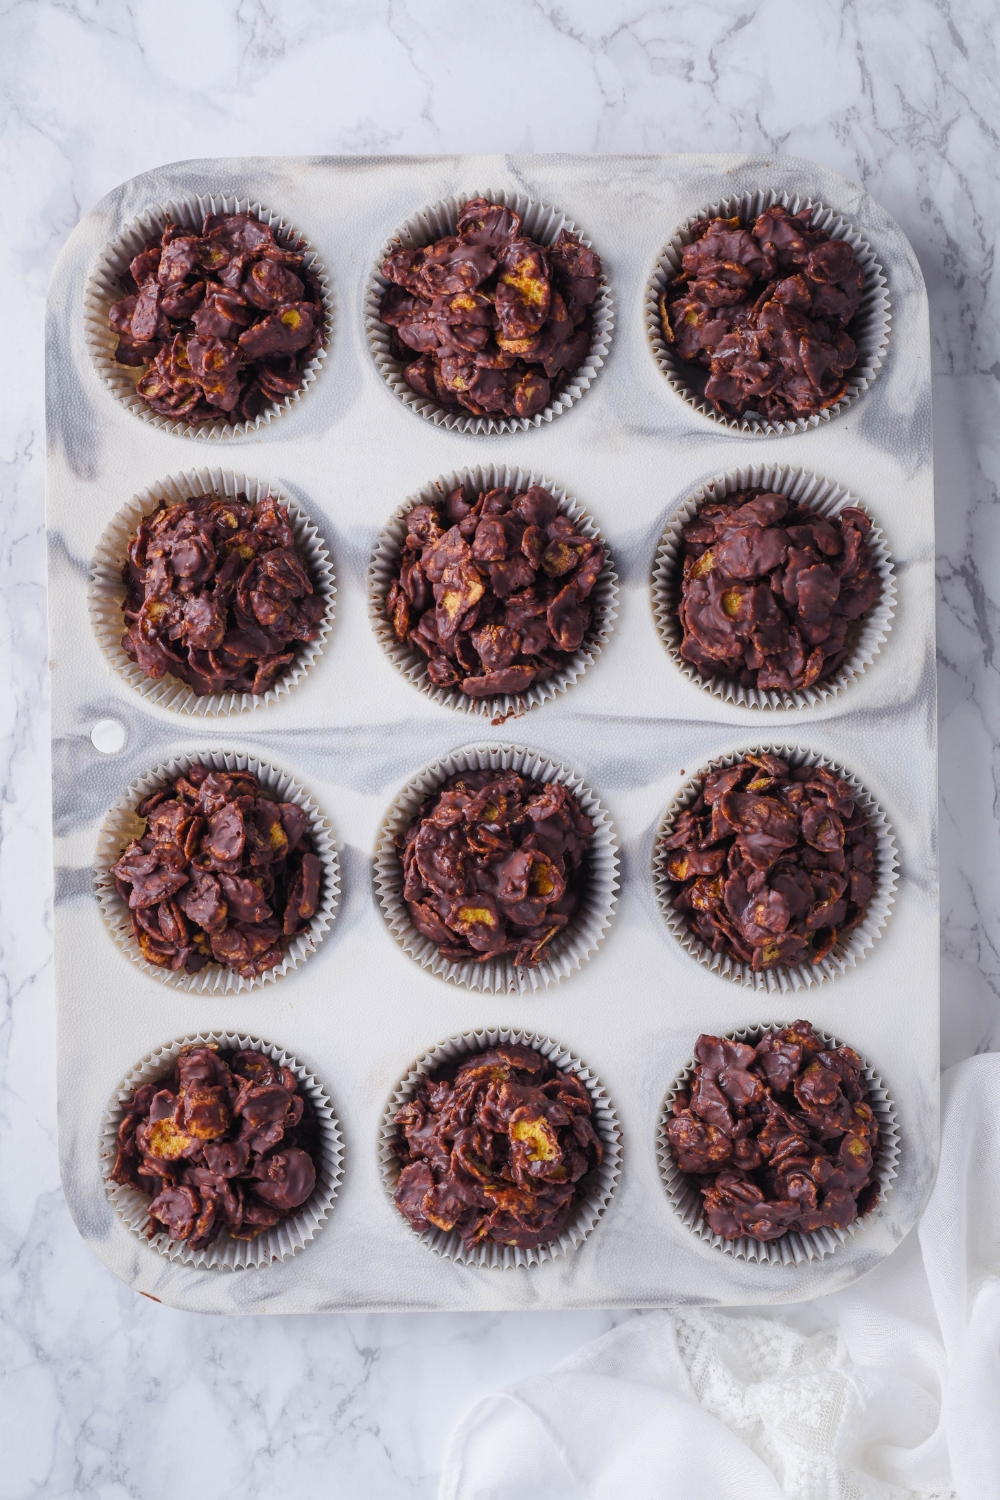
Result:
[95, 749, 340, 993]
[651, 465, 895, 709]
[84, 193, 332, 439]
[653, 746, 897, 992]
[645, 188, 891, 436]
[365, 189, 614, 435]
[378, 1026, 621, 1268]
[89, 468, 336, 716]
[657, 1022, 899, 1265]
[368, 464, 618, 721]
[101, 1031, 344, 1270]
[374, 743, 619, 994]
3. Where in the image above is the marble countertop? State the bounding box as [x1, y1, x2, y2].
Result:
[1, 2, 996, 1495]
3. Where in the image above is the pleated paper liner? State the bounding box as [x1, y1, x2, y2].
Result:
[368, 463, 618, 721]
[651, 464, 895, 709]
[89, 468, 336, 717]
[101, 1031, 344, 1270]
[95, 749, 340, 994]
[653, 746, 897, 992]
[364, 188, 614, 434]
[644, 188, 891, 436]
[374, 743, 619, 994]
[84, 193, 332, 438]
[657, 1022, 899, 1266]
[379, 1027, 621, 1268]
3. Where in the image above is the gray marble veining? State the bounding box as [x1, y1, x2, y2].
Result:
[2, 2, 997, 1494]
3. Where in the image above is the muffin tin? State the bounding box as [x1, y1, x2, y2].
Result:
[47, 153, 937, 1314]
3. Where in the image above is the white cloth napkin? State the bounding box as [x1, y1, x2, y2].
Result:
[441, 1056, 1000, 1500]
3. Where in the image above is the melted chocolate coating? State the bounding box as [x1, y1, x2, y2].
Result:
[662, 752, 877, 971]
[121, 491, 326, 697]
[108, 213, 325, 425]
[380, 198, 601, 419]
[386, 483, 606, 700]
[399, 769, 594, 968]
[660, 206, 865, 420]
[393, 1043, 603, 1250]
[110, 1046, 321, 1250]
[666, 1022, 880, 1242]
[111, 764, 321, 978]
[675, 488, 880, 694]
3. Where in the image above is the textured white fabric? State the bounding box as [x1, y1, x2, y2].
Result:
[441, 1056, 1000, 1500]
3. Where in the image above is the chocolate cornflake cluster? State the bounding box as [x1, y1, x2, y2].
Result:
[121, 492, 326, 698]
[400, 769, 593, 968]
[111, 764, 322, 979]
[393, 1043, 603, 1251]
[659, 205, 865, 420]
[379, 197, 602, 419]
[662, 752, 877, 971]
[676, 488, 880, 694]
[109, 212, 325, 424]
[666, 1022, 880, 1242]
[386, 483, 606, 700]
[110, 1045, 320, 1250]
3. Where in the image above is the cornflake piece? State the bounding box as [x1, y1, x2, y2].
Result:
[380, 199, 601, 419]
[399, 768, 593, 968]
[666, 1021, 880, 1243]
[110, 1045, 320, 1249]
[660, 206, 865, 420]
[111, 763, 322, 978]
[393, 1043, 602, 1250]
[676, 488, 880, 694]
[385, 483, 605, 702]
[108, 212, 325, 425]
[120, 491, 326, 698]
[663, 752, 877, 971]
